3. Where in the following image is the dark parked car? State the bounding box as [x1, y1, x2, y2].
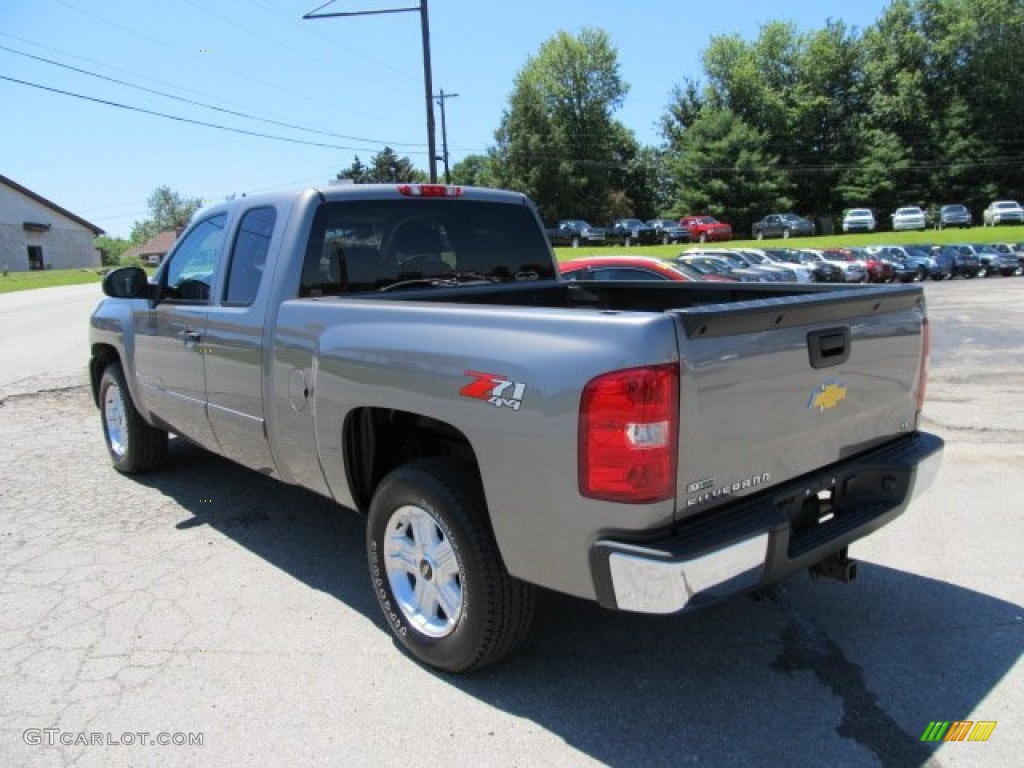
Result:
[646, 218, 690, 245]
[606, 218, 659, 247]
[938, 204, 972, 229]
[936, 245, 980, 278]
[872, 245, 949, 281]
[545, 220, 606, 248]
[994, 243, 1023, 274]
[751, 213, 815, 240]
[973, 243, 1019, 277]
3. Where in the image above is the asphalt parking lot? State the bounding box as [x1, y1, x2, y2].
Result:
[0, 277, 1021, 768]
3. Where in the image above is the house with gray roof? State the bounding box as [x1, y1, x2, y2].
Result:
[0, 174, 103, 272]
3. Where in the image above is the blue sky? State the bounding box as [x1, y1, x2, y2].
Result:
[1, 0, 891, 238]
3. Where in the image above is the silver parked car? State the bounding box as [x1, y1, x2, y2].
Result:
[891, 206, 927, 231]
[842, 208, 876, 233]
[983, 200, 1024, 226]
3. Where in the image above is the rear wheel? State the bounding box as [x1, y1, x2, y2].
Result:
[367, 458, 535, 672]
[99, 363, 168, 474]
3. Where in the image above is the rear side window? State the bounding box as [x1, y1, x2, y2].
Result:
[225, 207, 276, 306]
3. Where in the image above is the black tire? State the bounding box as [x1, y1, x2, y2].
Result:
[755, 230, 764, 241]
[624, 236, 633, 247]
[366, 458, 535, 673]
[570, 236, 580, 248]
[661, 234, 670, 246]
[782, 228, 791, 239]
[98, 362, 168, 474]
[699, 232, 708, 243]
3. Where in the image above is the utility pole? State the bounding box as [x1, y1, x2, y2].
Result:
[303, 0, 438, 183]
[435, 89, 459, 184]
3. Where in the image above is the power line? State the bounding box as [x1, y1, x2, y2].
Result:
[0, 74, 429, 155]
[0, 43, 421, 148]
[50, 0, 389, 121]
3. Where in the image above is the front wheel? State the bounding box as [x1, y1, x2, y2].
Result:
[367, 458, 535, 672]
[98, 362, 168, 474]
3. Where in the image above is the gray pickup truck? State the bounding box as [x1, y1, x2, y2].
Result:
[90, 183, 942, 672]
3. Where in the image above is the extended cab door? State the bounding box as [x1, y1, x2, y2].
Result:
[132, 213, 227, 451]
[202, 206, 278, 472]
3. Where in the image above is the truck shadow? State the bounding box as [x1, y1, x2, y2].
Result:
[142, 438, 1021, 768]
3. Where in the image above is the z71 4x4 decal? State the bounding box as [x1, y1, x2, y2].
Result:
[460, 370, 526, 411]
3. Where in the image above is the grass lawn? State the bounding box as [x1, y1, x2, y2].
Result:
[0, 268, 106, 294]
[554, 225, 1024, 261]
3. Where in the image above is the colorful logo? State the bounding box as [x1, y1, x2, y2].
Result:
[808, 381, 847, 411]
[460, 370, 526, 411]
[920, 721, 997, 743]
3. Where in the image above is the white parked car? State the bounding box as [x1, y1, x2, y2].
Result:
[983, 200, 1024, 226]
[891, 206, 927, 231]
[842, 208, 876, 233]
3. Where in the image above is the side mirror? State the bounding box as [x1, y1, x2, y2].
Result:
[102, 266, 153, 299]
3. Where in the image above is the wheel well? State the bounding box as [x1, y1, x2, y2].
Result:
[89, 344, 121, 406]
[343, 408, 479, 513]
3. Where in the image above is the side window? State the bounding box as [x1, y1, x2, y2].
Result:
[225, 207, 276, 306]
[164, 214, 227, 303]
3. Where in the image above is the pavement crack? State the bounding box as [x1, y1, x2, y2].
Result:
[766, 590, 940, 768]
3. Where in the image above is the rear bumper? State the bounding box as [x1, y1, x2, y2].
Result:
[590, 431, 943, 613]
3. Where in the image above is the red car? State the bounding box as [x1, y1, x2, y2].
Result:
[679, 215, 733, 243]
[559, 255, 732, 282]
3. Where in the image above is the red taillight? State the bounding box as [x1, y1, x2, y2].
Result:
[396, 184, 463, 198]
[579, 364, 679, 503]
[916, 317, 930, 413]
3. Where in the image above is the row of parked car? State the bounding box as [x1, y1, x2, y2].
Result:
[843, 201, 1024, 233]
[546, 199, 1024, 246]
[558, 243, 1024, 284]
[546, 216, 731, 247]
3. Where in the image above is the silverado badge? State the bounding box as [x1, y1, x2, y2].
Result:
[809, 381, 848, 411]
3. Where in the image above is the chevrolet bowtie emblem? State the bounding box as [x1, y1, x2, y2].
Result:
[809, 382, 847, 411]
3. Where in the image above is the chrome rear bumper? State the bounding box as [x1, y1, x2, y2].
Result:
[590, 431, 943, 614]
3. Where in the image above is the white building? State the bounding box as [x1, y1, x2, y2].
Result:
[0, 174, 103, 272]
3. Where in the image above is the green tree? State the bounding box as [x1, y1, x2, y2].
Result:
[130, 186, 202, 244]
[94, 235, 132, 267]
[665, 108, 791, 234]
[491, 28, 629, 224]
[449, 154, 496, 187]
[835, 128, 913, 216]
[337, 147, 426, 184]
[336, 156, 371, 183]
